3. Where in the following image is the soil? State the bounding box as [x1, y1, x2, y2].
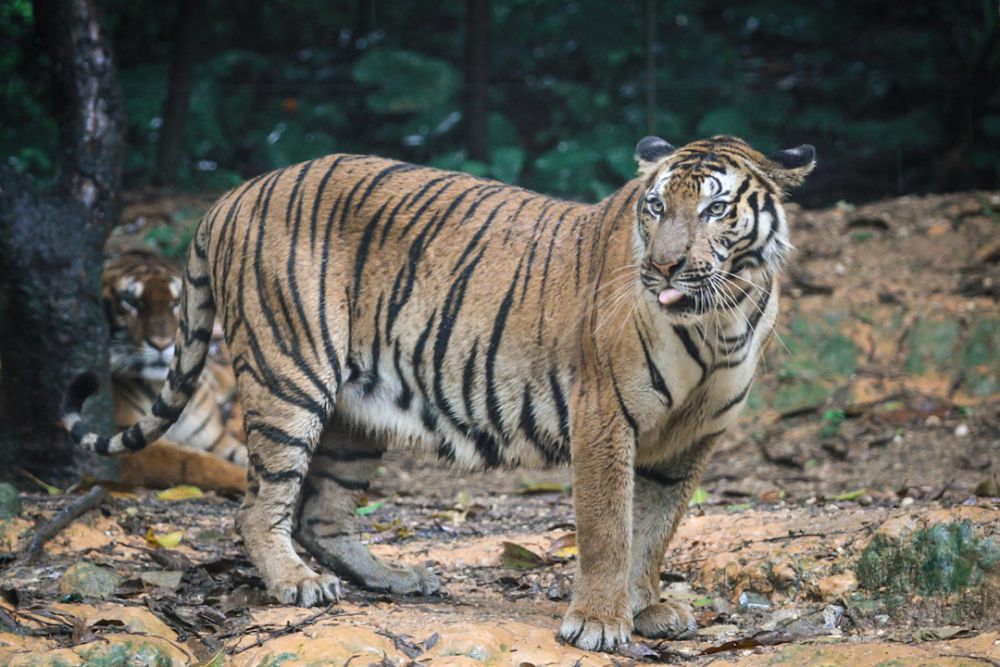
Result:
[2, 190, 1000, 665]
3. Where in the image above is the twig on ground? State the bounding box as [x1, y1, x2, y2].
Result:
[227, 603, 337, 655]
[19, 485, 110, 563]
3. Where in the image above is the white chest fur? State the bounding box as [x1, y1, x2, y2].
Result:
[631, 283, 778, 466]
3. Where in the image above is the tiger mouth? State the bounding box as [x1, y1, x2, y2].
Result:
[650, 286, 710, 314]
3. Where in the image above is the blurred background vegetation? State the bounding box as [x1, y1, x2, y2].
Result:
[2, 0, 998, 208]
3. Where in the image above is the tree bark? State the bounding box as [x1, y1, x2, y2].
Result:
[643, 0, 656, 135]
[464, 0, 490, 162]
[0, 0, 125, 485]
[153, 0, 202, 186]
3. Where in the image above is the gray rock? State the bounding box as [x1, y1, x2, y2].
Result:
[0, 483, 21, 519]
[60, 561, 124, 599]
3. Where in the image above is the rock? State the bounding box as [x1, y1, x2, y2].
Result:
[139, 570, 183, 591]
[0, 483, 21, 519]
[813, 573, 857, 599]
[974, 477, 999, 497]
[738, 590, 772, 611]
[60, 561, 124, 599]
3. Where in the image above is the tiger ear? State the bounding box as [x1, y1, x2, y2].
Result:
[635, 136, 675, 177]
[765, 144, 816, 190]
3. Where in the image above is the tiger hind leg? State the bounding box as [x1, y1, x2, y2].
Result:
[235, 385, 340, 607]
[295, 417, 440, 595]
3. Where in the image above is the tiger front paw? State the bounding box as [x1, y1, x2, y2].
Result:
[268, 569, 341, 607]
[633, 600, 697, 639]
[558, 608, 632, 652]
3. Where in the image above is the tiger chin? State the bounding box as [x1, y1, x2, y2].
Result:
[102, 250, 248, 491]
[64, 135, 814, 652]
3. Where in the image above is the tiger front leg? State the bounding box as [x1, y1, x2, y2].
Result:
[628, 431, 722, 639]
[295, 418, 440, 595]
[559, 410, 635, 652]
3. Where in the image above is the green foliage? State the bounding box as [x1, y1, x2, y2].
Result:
[1, 0, 997, 203]
[353, 49, 460, 114]
[820, 408, 845, 438]
[857, 520, 1000, 596]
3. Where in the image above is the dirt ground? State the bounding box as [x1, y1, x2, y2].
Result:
[2, 190, 1000, 665]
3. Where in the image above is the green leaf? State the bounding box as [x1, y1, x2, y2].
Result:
[688, 486, 709, 507]
[833, 488, 866, 502]
[500, 541, 545, 570]
[355, 499, 385, 516]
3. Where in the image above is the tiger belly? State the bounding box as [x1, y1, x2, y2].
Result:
[333, 358, 570, 469]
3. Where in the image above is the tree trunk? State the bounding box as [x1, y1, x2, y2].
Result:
[464, 0, 490, 163]
[0, 0, 125, 485]
[153, 0, 202, 186]
[643, 0, 656, 135]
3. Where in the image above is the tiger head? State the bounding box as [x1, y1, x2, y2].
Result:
[633, 135, 815, 318]
[103, 251, 181, 382]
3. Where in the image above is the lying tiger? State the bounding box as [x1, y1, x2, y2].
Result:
[103, 250, 247, 491]
[66, 135, 814, 652]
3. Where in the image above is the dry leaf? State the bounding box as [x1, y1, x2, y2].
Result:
[501, 541, 545, 570]
[146, 528, 184, 549]
[156, 485, 204, 501]
[546, 533, 578, 560]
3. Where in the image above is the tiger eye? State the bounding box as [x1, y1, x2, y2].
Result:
[708, 201, 728, 216]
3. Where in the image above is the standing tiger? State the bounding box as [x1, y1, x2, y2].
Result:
[103, 250, 247, 491]
[65, 135, 814, 652]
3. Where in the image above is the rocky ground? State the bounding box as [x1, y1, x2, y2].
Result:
[1, 190, 999, 665]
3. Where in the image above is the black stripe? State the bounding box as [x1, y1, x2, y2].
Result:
[461, 339, 480, 421]
[250, 453, 303, 483]
[354, 162, 414, 213]
[450, 197, 511, 275]
[672, 325, 707, 384]
[316, 449, 383, 462]
[711, 377, 753, 419]
[338, 172, 369, 231]
[472, 429, 502, 467]
[548, 369, 570, 443]
[611, 371, 639, 438]
[352, 198, 391, 296]
[536, 206, 574, 340]
[309, 155, 349, 251]
[520, 199, 558, 302]
[318, 192, 344, 387]
[399, 176, 459, 238]
[635, 467, 687, 486]
[411, 310, 437, 406]
[315, 469, 370, 491]
[247, 423, 312, 450]
[484, 258, 523, 438]
[393, 342, 413, 410]
[637, 326, 672, 407]
[184, 407, 215, 440]
[520, 385, 565, 465]
[433, 246, 487, 428]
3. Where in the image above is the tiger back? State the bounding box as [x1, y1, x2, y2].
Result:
[103, 250, 247, 490]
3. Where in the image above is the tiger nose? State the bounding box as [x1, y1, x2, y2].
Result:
[651, 257, 683, 279]
[147, 335, 174, 352]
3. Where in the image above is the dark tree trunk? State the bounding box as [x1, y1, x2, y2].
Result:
[643, 0, 656, 135]
[464, 0, 490, 162]
[153, 0, 203, 186]
[0, 0, 125, 485]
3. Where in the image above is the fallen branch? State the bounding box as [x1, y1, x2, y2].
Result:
[227, 603, 337, 656]
[19, 485, 109, 563]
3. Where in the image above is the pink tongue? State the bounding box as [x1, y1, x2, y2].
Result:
[658, 288, 684, 305]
